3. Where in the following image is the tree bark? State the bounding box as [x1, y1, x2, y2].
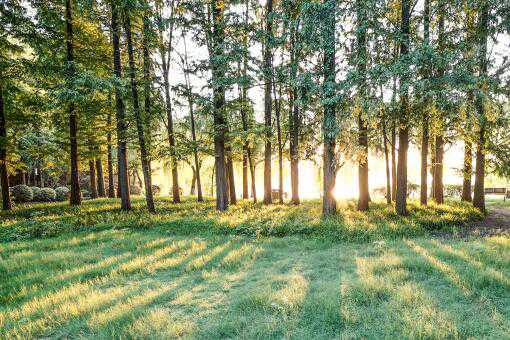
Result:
[0, 82, 11, 210]
[462, 138, 473, 202]
[356, 0, 369, 211]
[263, 0, 274, 205]
[433, 6, 445, 204]
[473, 0, 489, 212]
[395, 0, 410, 216]
[226, 146, 236, 204]
[107, 111, 115, 198]
[96, 156, 106, 197]
[391, 117, 397, 202]
[273, 74, 284, 204]
[322, 0, 337, 216]
[420, 0, 430, 206]
[382, 112, 391, 205]
[211, 0, 229, 211]
[111, 1, 131, 210]
[289, 22, 300, 205]
[65, 0, 81, 206]
[123, 12, 155, 213]
[89, 159, 98, 199]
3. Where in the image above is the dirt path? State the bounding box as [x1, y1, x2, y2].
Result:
[458, 206, 510, 238]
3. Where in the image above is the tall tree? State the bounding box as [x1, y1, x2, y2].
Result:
[65, 0, 81, 206]
[395, 0, 411, 216]
[123, 9, 155, 213]
[111, 1, 131, 210]
[0, 82, 11, 210]
[322, 0, 337, 216]
[356, 0, 369, 211]
[289, 14, 300, 205]
[472, 0, 489, 212]
[211, 0, 229, 210]
[158, 0, 180, 203]
[433, 1, 446, 204]
[263, 0, 274, 205]
[420, 0, 430, 205]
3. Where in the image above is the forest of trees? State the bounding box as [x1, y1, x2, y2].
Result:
[1, 0, 509, 216]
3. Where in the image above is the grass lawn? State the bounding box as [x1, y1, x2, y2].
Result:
[0, 197, 509, 338]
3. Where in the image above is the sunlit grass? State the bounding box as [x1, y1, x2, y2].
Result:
[0, 196, 482, 243]
[0, 197, 508, 338]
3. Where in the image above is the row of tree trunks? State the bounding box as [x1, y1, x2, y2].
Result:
[88, 159, 98, 199]
[289, 19, 300, 205]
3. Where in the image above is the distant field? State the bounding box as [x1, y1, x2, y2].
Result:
[0, 198, 508, 338]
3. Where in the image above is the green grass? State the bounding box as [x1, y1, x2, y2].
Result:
[1, 197, 508, 339]
[0, 196, 482, 243]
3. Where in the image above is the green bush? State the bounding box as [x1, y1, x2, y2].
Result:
[151, 184, 161, 196]
[33, 187, 56, 202]
[55, 186, 70, 201]
[81, 189, 91, 199]
[130, 185, 142, 195]
[30, 186, 42, 197]
[10, 185, 33, 203]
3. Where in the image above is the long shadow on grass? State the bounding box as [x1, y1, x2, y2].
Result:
[0, 237, 235, 338]
[404, 240, 509, 334]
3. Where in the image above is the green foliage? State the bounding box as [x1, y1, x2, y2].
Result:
[55, 186, 70, 202]
[32, 188, 56, 202]
[9, 185, 33, 203]
[130, 185, 142, 195]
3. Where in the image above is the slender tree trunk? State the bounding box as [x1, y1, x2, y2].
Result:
[107, 112, 115, 198]
[123, 12, 155, 213]
[0, 83, 11, 210]
[396, 0, 410, 216]
[433, 134, 444, 203]
[272, 69, 283, 204]
[190, 167, 196, 195]
[211, 0, 229, 210]
[391, 119, 397, 202]
[462, 138, 473, 202]
[382, 113, 391, 205]
[111, 1, 131, 210]
[356, 0, 369, 211]
[226, 146, 236, 204]
[89, 159, 98, 199]
[289, 25, 300, 205]
[96, 156, 106, 197]
[433, 6, 445, 204]
[248, 150, 257, 202]
[473, 0, 489, 212]
[430, 144, 435, 199]
[65, 0, 81, 206]
[420, 0, 430, 206]
[263, 0, 274, 204]
[322, 0, 337, 216]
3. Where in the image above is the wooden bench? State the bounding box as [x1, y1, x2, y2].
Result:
[484, 188, 509, 201]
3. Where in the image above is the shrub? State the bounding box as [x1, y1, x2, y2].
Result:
[55, 186, 70, 201]
[10, 185, 33, 203]
[130, 185, 142, 195]
[81, 189, 91, 199]
[445, 184, 463, 198]
[151, 185, 161, 196]
[33, 187, 56, 202]
[31, 186, 42, 197]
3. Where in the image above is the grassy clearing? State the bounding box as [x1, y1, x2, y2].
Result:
[1, 197, 507, 338]
[0, 196, 482, 243]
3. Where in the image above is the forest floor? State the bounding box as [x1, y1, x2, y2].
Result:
[0, 197, 509, 338]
